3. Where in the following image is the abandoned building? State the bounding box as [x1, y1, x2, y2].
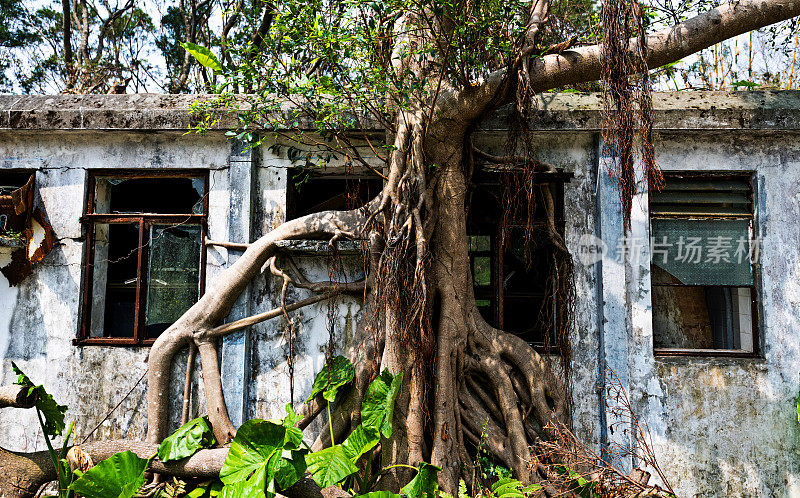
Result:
[0, 91, 799, 497]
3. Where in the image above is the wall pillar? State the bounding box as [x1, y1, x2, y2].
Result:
[219, 139, 256, 427]
[595, 142, 634, 471]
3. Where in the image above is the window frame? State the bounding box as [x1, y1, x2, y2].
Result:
[650, 171, 761, 358]
[76, 170, 209, 347]
[468, 170, 571, 351]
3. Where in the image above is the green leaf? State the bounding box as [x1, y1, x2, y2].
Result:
[220, 419, 305, 498]
[283, 403, 301, 428]
[796, 388, 799, 426]
[305, 444, 359, 488]
[11, 361, 67, 436]
[342, 425, 379, 463]
[158, 416, 217, 462]
[361, 370, 403, 438]
[187, 480, 223, 498]
[307, 356, 355, 403]
[181, 42, 223, 72]
[68, 450, 148, 498]
[731, 80, 759, 88]
[353, 492, 401, 498]
[400, 462, 440, 498]
[220, 465, 267, 498]
[491, 478, 541, 498]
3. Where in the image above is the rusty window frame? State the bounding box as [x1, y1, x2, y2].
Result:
[76, 170, 209, 347]
[650, 171, 760, 358]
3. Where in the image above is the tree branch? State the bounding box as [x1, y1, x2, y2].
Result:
[526, 0, 800, 91]
[0, 385, 36, 409]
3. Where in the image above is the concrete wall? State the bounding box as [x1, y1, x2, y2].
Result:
[1, 93, 800, 497]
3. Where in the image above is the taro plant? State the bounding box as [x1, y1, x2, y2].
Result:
[12, 362, 73, 498]
[43, 355, 439, 498]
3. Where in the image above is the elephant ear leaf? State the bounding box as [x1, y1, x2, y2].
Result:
[342, 425, 379, 463]
[305, 444, 358, 488]
[158, 415, 217, 462]
[11, 361, 67, 436]
[220, 419, 306, 498]
[361, 370, 402, 438]
[400, 462, 440, 498]
[68, 450, 148, 498]
[307, 356, 354, 403]
[181, 42, 223, 72]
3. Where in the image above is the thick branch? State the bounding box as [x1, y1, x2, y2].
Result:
[0, 441, 347, 498]
[529, 0, 800, 91]
[0, 385, 36, 409]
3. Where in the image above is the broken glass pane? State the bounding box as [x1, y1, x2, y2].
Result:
[144, 224, 202, 338]
[94, 177, 205, 214]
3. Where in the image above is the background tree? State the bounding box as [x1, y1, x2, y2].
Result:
[1, 0, 800, 496]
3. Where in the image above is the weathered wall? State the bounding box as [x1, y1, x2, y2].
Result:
[625, 131, 800, 497]
[1, 93, 800, 497]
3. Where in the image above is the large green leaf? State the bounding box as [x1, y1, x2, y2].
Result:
[220, 419, 306, 498]
[400, 463, 440, 498]
[68, 450, 148, 498]
[307, 356, 355, 403]
[158, 416, 217, 462]
[490, 478, 541, 498]
[353, 492, 401, 498]
[342, 425, 379, 463]
[11, 361, 67, 436]
[305, 444, 359, 488]
[220, 465, 267, 498]
[361, 370, 403, 438]
[180, 42, 223, 72]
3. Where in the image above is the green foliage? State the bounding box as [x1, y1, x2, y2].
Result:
[796, 388, 800, 426]
[353, 492, 401, 498]
[361, 370, 403, 438]
[69, 451, 149, 498]
[490, 478, 541, 498]
[182, 42, 224, 72]
[553, 465, 598, 498]
[307, 355, 355, 402]
[400, 462, 441, 498]
[305, 444, 360, 488]
[476, 454, 512, 481]
[12, 362, 75, 498]
[157, 415, 217, 462]
[12, 361, 67, 436]
[219, 419, 308, 498]
[186, 480, 223, 498]
[341, 425, 380, 463]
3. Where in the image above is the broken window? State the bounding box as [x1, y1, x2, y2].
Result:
[468, 168, 570, 348]
[286, 168, 383, 220]
[78, 172, 207, 346]
[0, 170, 56, 286]
[650, 173, 759, 356]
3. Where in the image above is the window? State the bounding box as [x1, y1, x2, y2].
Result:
[467, 168, 570, 348]
[650, 173, 759, 356]
[286, 168, 383, 220]
[78, 172, 208, 346]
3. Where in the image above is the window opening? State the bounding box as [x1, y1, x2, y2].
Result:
[650, 173, 759, 356]
[79, 172, 208, 346]
[467, 169, 570, 348]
